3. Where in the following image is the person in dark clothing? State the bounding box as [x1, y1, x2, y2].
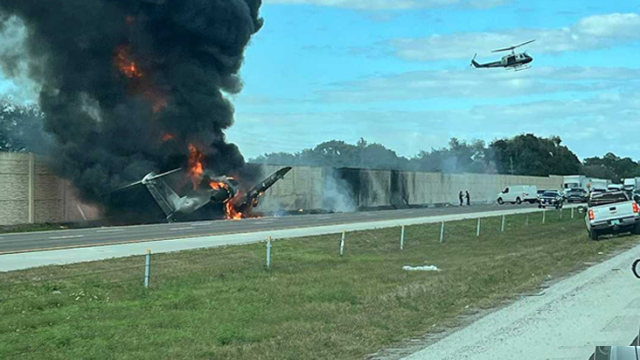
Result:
[466, 191, 470, 206]
[459, 191, 464, 206]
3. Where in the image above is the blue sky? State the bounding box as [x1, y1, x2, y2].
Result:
[2, 0, 640, 160]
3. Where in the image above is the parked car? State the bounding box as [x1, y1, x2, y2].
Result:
[497, 185, 538, 205]
[585, 191, 640, 240]
[565, 188, 588, 203]
[538, 191, 564, 209]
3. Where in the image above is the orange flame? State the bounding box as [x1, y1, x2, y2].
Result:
[208, 180, 244, 220]
[225, 201, 243, 220]
[187, 144, 204, 189]
[114, 45, 168, 114]
[209, 181, 223, 190]
[161, 133, 175, 142]
[115, 46, 143, 79]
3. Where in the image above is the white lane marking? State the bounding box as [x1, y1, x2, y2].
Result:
[96, 229, 125, 233]
[170, 227, 195, 231]
[49, 235, 84, 240]
[191, 222, 213, 227]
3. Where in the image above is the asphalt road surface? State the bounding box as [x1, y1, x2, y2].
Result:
[0, 204, 542, 254]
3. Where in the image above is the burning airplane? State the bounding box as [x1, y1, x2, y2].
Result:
[0, 0, 266, 224]
[112, 166, 291, 223]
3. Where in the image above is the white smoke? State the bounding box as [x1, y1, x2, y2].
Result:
[322, 172, 357, 213]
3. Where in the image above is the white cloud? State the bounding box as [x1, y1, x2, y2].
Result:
[233, 91, 640, 159]
[391, 13, 640, 61]
[263, 0, 508, 10]
[575, 13, 640, 38]
[315, 66, 640, 102]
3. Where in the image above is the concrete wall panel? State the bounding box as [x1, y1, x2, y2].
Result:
[0, 201, 28, 225]
[35, 200, 64, 223]
[0, 175, 29, 200]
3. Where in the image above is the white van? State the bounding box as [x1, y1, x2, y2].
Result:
[497, 185, 538, 205]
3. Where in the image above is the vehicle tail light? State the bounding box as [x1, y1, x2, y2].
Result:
[633, 202, 640, 214]
[588, 209, 595, 220]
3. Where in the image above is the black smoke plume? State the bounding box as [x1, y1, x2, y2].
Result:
[0, 0, 263, 219]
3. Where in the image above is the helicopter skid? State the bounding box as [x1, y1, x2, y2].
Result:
[508, 65, 531, 72]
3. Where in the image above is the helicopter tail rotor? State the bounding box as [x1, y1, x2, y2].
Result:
[470, 53, 478, 67]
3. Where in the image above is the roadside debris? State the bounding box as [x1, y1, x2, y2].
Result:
[403, 265, 440, 272]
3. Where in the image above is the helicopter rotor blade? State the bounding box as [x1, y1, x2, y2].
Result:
[492, 46, 514, 53]
[514, 39, 535, 48]
[492, 39, 535, 53]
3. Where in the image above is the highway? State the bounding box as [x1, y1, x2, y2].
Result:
[0, 204, 547, 254]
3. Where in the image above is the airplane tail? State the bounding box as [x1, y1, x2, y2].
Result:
[112, 168, 182, 193]
[112, 168, 183, 220]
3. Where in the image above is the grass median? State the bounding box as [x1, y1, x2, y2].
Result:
[0, 209, 638, 360]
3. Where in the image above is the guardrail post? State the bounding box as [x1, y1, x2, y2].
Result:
[439, 221, 445, 243]
[525, 214, 529, 227]
[560, 208, 563, 219]
[571, 208, 574, 219]
[266, 236, 272, 270]
[144, 249, 151, 289]
[501, 215, 506, 232]
[476, 218, 481, 237]
[542, 210, 546, 224]
[340, 230, 345, 256]
[400, 226, 405, 250]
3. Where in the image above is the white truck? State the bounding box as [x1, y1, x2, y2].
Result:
[496, 185, 537, 205]
[623, 177, 640, 191]
[563, 175, 611, 192]
[607, 184, 623, 191]
[585, 191, 640, 240]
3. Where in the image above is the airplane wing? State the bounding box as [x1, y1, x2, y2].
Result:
[232, 167, 292, 211]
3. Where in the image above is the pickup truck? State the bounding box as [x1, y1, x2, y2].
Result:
[585, 191, 640, 240]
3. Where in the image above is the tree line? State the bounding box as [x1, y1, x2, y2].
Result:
[1, 97, 638, 181]
[252, 136, 640, 182]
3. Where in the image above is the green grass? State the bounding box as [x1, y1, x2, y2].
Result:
[0, 210, 638, 360]
[0, 223, 73, 234]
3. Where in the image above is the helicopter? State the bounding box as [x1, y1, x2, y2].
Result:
[471, 40, 535, 71]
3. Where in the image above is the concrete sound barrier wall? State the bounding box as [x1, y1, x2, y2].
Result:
[0, 152, 99, 225]
[256, 165, 564, 213]
[0, 154, 565, 225]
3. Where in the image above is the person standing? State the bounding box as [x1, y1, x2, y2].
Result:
[459, 191, 464, 206]
[466, 190, 470, 206]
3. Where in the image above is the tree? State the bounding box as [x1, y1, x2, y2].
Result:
[488, 134, 582, 176]
[583, 153, 640, 182]
[0, 97, 47, 153]
[410, 138, 491, 173]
